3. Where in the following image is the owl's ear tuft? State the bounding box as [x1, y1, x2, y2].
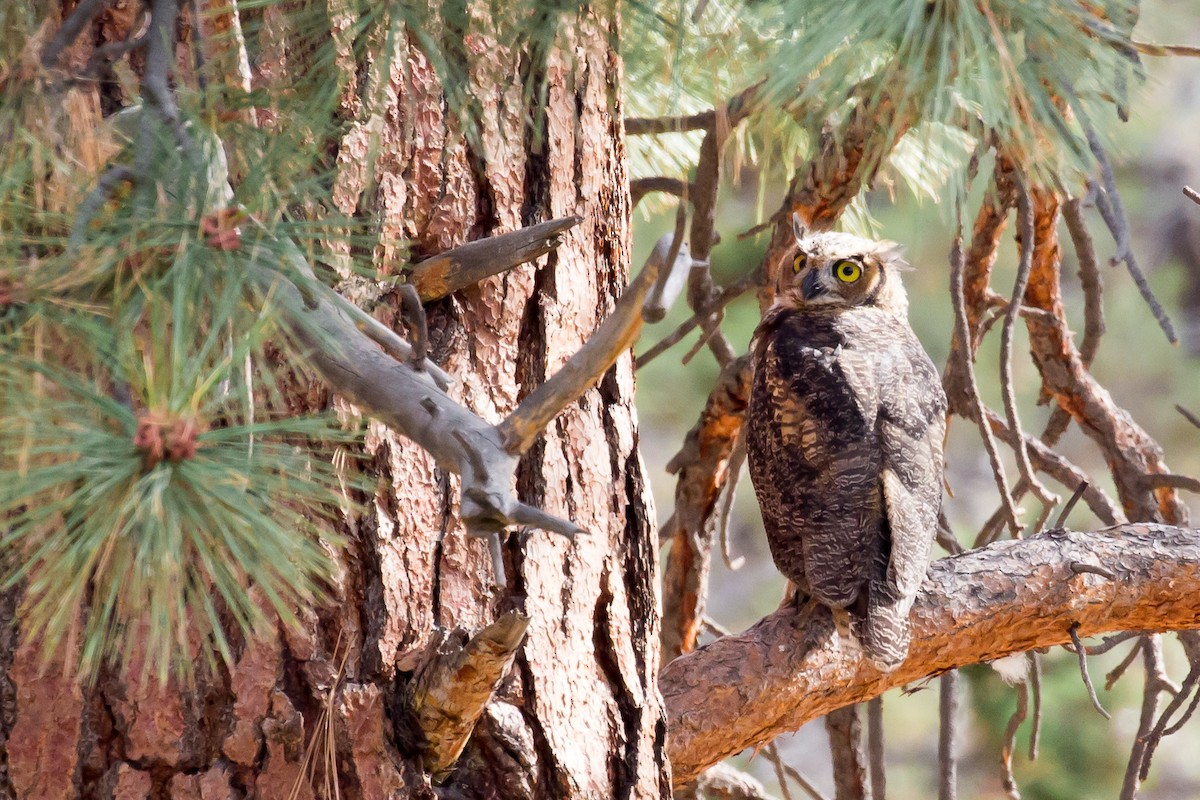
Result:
[873, 241, 912, 271]
[791, 212, 808, 244]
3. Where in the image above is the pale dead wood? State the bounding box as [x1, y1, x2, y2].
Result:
[406, 216, 583, 302]
[410, 611, 530, 780]
[496, 236, 686, 455]
[686, 762, 775, 800]
[662, 524, 1200, 786]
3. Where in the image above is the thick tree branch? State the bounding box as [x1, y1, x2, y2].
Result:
[406, 217, 582, 302]
[662, 524, 1200, 786]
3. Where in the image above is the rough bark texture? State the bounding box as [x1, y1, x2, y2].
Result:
[4, 4, 666, 799]
[663, 524, 1200, 786]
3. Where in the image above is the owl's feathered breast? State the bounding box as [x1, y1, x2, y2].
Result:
[746, 307, 945, 611]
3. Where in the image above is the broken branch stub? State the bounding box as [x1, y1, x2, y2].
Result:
[411, 610, 531, 781]
[497, 238, 690, 455]
[406, 216, 583, 301]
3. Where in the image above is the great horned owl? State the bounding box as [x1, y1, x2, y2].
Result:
[746, 217, 946, 672]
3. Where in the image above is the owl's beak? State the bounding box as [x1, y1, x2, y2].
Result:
[801, 270, 827, 300]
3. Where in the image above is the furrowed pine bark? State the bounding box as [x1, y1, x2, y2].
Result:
[3, 4, 667, 799]
[663, 524, 1200, 786]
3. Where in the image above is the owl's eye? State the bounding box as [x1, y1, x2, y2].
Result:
[792, 253, 808, 273]
[833, 259, 862, 283]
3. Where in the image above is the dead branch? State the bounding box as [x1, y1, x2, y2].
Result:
[1000, 679, 1027, 800]
[406, 217, 582, 302]
[1185, 186, 1200, 206]
[643, 206, 693, 323]
[1131, 40, 1200, 58]
[1178, 405, 1200, 429]
[1021, 186, 1187, 525]
[1068, 624, 1111, 719]
[661, 355, 752, 662]
[950, 209, 1020, 537]
[687, 763, 775, 800]
[1003, 179, 1059, 517]
[41, 0, 113, 69]
[625, 81, 763, 136]
[637, 271, 756, 367]
[1027, 653, 1042, 760]
[825, 706, 869, 800]
[867, 697, 885, 800]
[1120, 638, 1165, 800]
[410, 610, 530, 780]
[630, 177, 694, 208]
[496, 235, 689, 455]
[1082, 128, 1176, 344]
[762, 746, 830, 800]
[662, 524, 1200, 786]
[938, 671, 958, 800]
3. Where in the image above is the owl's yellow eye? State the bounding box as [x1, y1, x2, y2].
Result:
[834, 259, 862, 283]
[792, 253, 807, 273]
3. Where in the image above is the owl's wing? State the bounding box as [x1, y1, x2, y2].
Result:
[862, 334, 947, 669]
[791, 343, 885, 608]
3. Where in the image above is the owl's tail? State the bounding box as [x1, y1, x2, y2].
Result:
[858, 589, 915, 673]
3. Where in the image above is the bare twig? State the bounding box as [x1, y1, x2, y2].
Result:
[1184, 186, 1200, 206]
[950, 203, 1020, 535]
[1140, 473, 1200, 493]
[642, 203, 691, 323]
[397, 284, 428, 366]
[41, 0, 113, 69]
[1053, 482, 1088, 529]
[768, 744, 797, 800]
[406, 216, 582, 301]
[1105, 637, 1143, 690]
[1131, 41, 1200, 58]
[825, 706, 869, 800]
[636, 271, 756, 367]
[79, 11, 150, 80]
[1000, 681, 1028, 800]
[1027, 653, 1042, 761]
[625, 81, 763, 136]
[692, 763, 775, 800]
[867, 696, 886, 800]
[68, 165, 137, 249]
[497, 239, 685, 455]
[630, 177, 694, 208]
[1137, 654, 1200, 781]
[1068, 624, 1112, 720]
[1122, 637, 1167, 798]
[1083, 126, 1177, 344]
[1177, 404, 1200, 429]
[982, 409, 1124, 531]
[762, 744, 830, 800]
[936, 511, 964, 556]
[718, 433, 747, 571]
[1003, 178, 1060, 521]
[1062, 198, 1106, 368]
[938, 671, 958, 800]
[143, 0, 193, 156]
[1070, 562, 1116, 580]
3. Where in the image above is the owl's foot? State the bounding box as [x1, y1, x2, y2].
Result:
[831, 608, 864, 658]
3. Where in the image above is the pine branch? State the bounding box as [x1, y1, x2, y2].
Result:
[662, 524, 1200, 786]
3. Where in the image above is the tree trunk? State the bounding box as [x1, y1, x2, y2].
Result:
[2, 3, 667, 798]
